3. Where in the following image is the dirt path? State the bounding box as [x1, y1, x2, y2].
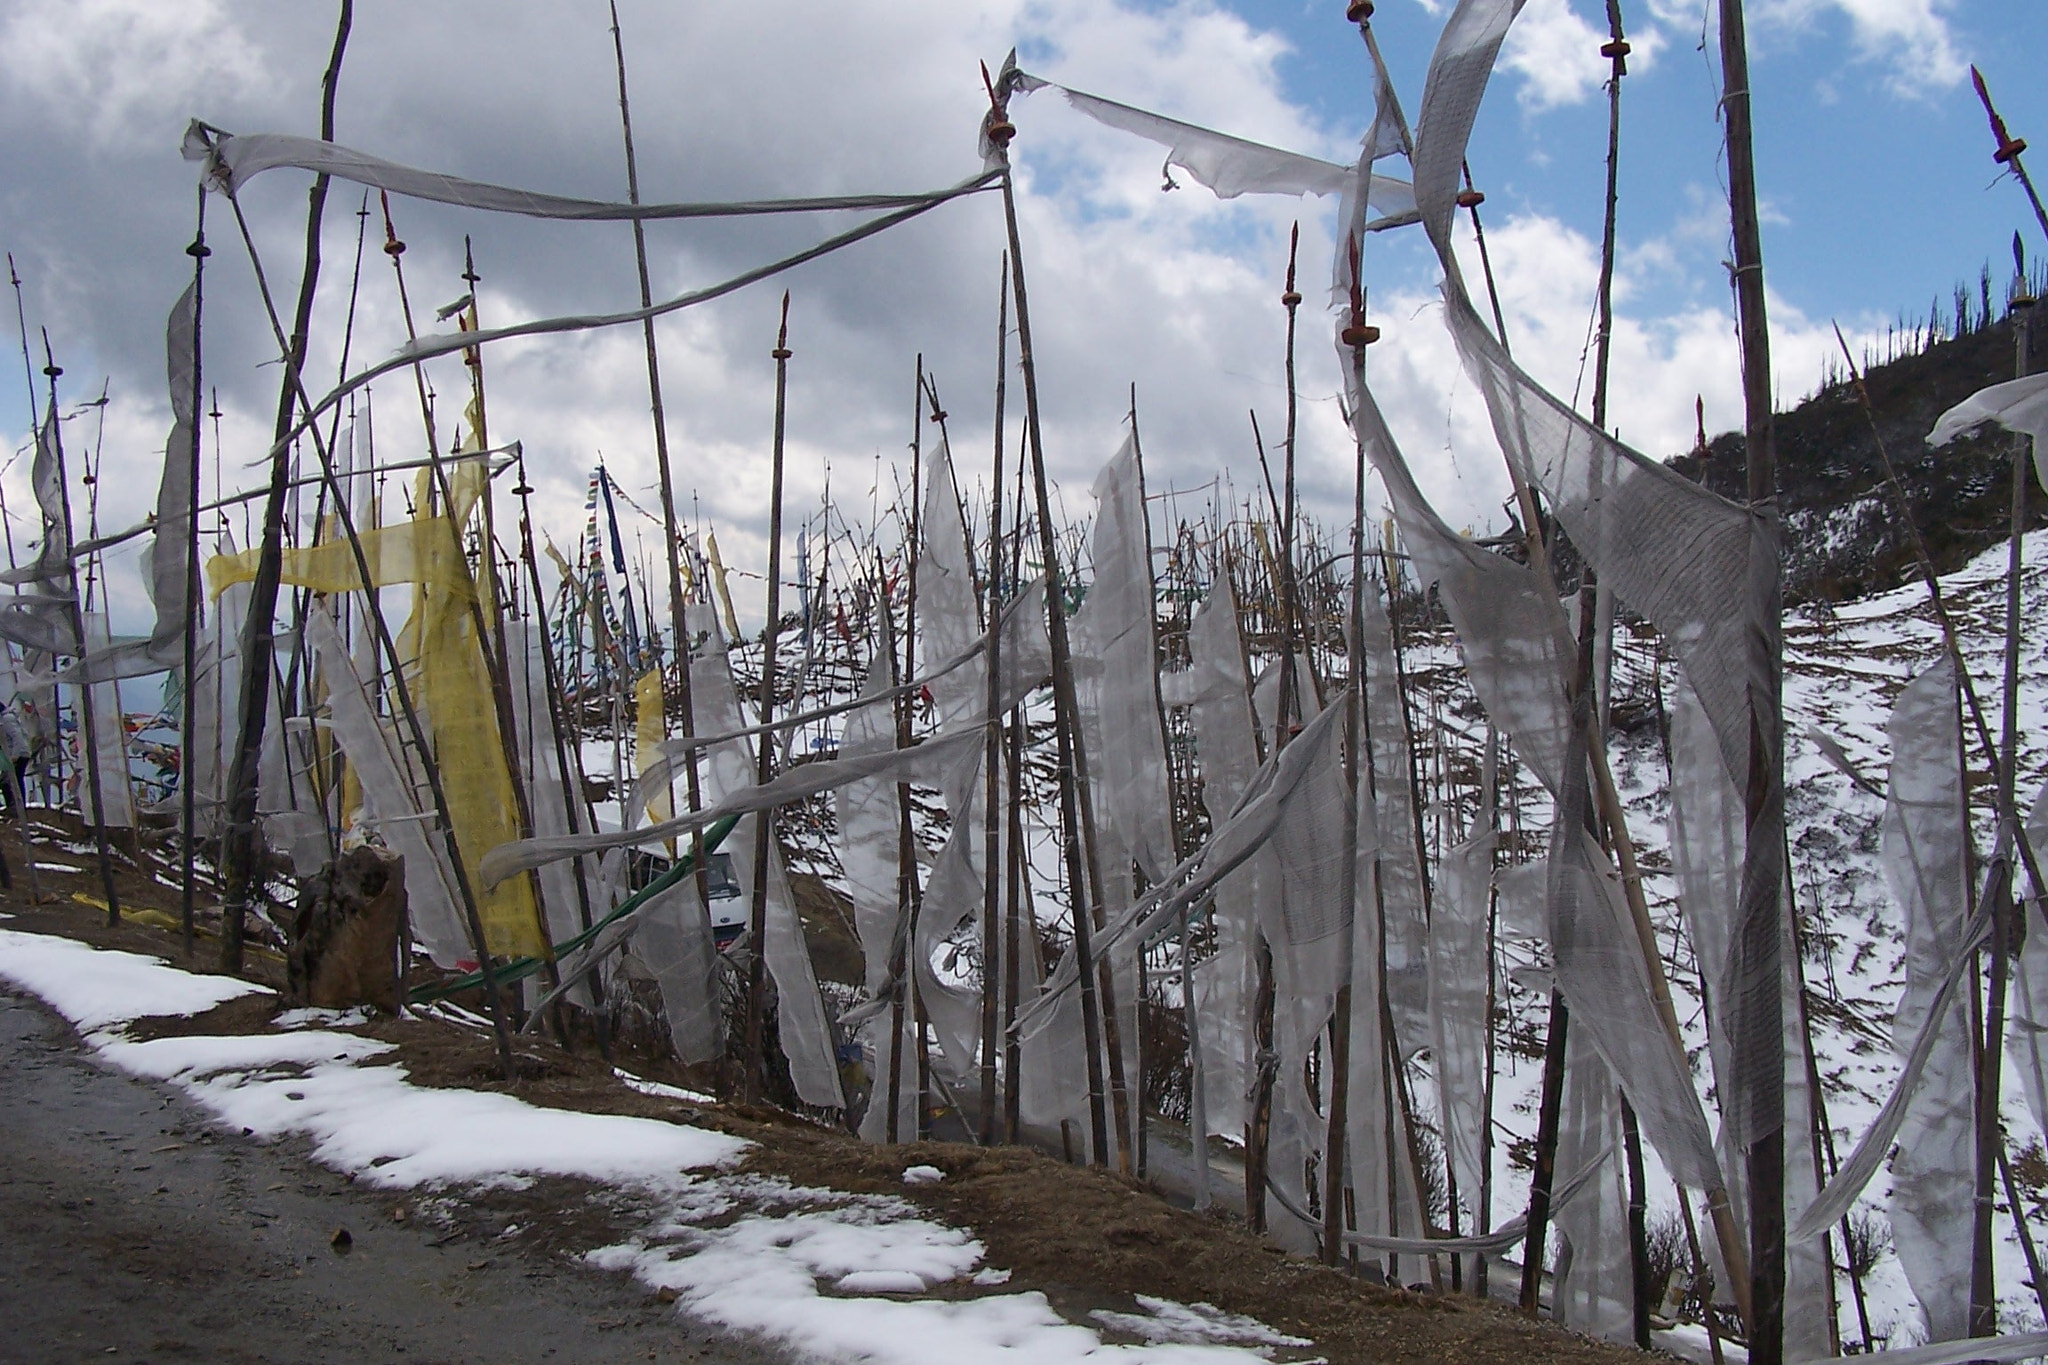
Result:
[0, 988, 780, 1365]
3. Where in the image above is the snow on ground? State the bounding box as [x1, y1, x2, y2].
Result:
[0, 926, 1309, 1365]
[1408, 533, 2048, 1347]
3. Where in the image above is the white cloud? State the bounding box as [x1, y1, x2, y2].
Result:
[1502, 0, 1667, 112]
[0, 0, 1952, 646]
[1757, 0, 1966, 95]
[0, 0, 275, 152]
[1347, 210, 1892, 537]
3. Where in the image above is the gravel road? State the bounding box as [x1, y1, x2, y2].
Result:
[0, 989, 778, 1365]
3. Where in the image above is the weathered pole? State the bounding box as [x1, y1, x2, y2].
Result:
[1718, 0, 1786, 1357]
[1325, 315, 1370, 1268]
[1589, 3, 1652, 1345]
[38, 346, 119, 924]
[742, 292, 793, 1104]
[985, 86, 1116, 1167]
[178, 188, 209, 951]
[608, 1, 717, 993]
[979, 258, 1009, 1144]
[884, 360, 923, 1143]
[217, 0, 352, 973]
[1003, 444, 1031, 1145]
[1972, 67, 2048, 245]
[1972, 277, 2033, 1339]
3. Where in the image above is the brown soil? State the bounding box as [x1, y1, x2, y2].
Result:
[0, 814, 1650, 1365]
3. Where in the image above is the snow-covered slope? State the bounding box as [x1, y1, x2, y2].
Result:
[1458, 532, 2048, 1348]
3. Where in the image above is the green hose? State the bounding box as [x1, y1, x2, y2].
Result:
[408, 813, 741, 1005]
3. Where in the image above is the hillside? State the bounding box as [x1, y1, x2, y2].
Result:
[1669, 303, 2044, 603]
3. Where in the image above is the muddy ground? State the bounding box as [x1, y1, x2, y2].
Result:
[0, 988, 771, 1365]
[0, 812, 1651, 1365]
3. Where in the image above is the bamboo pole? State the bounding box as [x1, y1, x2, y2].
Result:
[1971, 68, 2048, 245]
[1718, 0, 1786, 1355]
[1324, 323, 1371, 1268]
[219, 2, 352, 970]
[202, 138, 522, 1083]
[452, 246, 563, 1023]
[218, 0, 352, 973]
[1588, 5, 1652, 1343]
[1004, 690, 1028, 1144]
[37, 347, 119, 924]
[742, 292, 793, 1104]
[1971, 284, 2033, 1339]
[1477, 726, 1501, 1299]
[607, 3, 717, 1014]
[985, 98, 1116, 1168]
[884, 360, 922, 1144]
[1248, 226, 1311, 1233]
[979, 258, 1010, 1144]
[1003, 428, 1031, 1145]
[1131, 389, 1183, 1181]
[512, 444, 612, 1057]
[1276, 224, 1305, 743]
[180, 187, 209, 953]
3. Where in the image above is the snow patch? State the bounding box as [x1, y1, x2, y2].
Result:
[273, 1005, 372, 1030]
[0, 927, 267, 1031]
[902, 1163, 945, 1185]
[1091, 1296, 1313, 1350]
[0, 926, 749, 1192]
[0, 914, 1311, 1365]
[613, 1067, 715, 1104]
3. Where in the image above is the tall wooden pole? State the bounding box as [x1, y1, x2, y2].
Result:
[180, 188, 209, 953]
[608, 1, 715, 980]
[218, 0, 352, 973]
[38, 347, 120, 924]
[1971, 68, 2048, 246]
[1972, 287, 2033, 1338]
[209, 160, 518, 1081]
[1002, 439, 1031, 1144]
[979, 259, 1009, 1144]
[985, 99, 1116, 1167]
[1131, 389, 1182, 1182]
[885, 359, 922, 1144]
[742, 292, 792, 1104]
[1590, 4, 1652, 1345]
[1325, 321, 1371, 1268]
[1718, 0, 1785, 1357]
[1276, 223, 1304, 742]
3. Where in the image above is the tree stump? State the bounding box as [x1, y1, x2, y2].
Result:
[288, 846, 405, 1012]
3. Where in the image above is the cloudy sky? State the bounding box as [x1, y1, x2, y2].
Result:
[0, 0, 2039, 637]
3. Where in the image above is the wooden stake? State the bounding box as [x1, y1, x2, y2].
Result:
[980, 259, 1009, 1144]
[989, 112, 1115, 1168]
[180, 186, 209, 953]
[1971, 67, 2048, 245]
[1971, 288, 2033, 1339]
[217, 0, 352, 974]
[885, 359, 922, 1143]
[1519, 989, 1569, 1313]
[37, 348, 120, 925]
[1590, 5, 1651, 1341]
[742, 292, 792, 1104]
[212, 184, 516, 1079]
[1324, 327, 1374, 1268]
[607, 3, 716, 1010]
[1718, 1, 1787, 1355]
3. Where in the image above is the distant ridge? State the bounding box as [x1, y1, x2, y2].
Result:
[1670, 301, 2045, 605]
